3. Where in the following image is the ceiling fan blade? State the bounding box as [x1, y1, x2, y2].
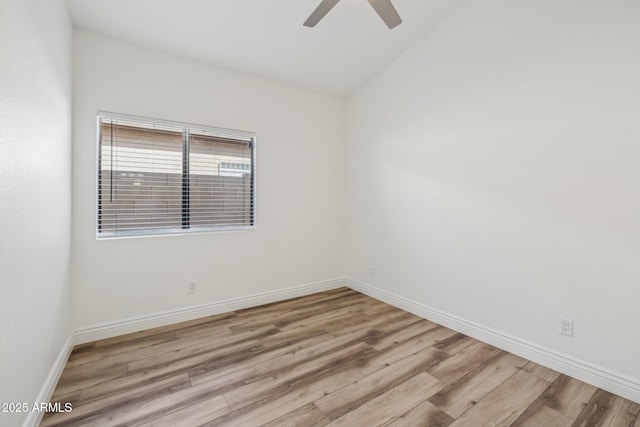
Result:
[304, 0, 341, 27]
[367, 0, 402, 29]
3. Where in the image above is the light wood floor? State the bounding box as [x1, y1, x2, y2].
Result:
[43, 288, 640, 426]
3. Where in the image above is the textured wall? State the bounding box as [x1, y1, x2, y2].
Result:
[0, 0, 73, 425]
[72, 31, 346, 330]
[347, 0, 640, 400]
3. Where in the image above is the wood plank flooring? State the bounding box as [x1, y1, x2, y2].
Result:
[42, 288, 640, 426]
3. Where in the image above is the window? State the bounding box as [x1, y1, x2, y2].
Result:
[97, 112, 255, 238]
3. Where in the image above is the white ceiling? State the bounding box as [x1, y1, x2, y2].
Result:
[66, 0, 465, 97]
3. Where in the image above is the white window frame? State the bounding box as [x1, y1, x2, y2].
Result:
[96, 111, 256, 239]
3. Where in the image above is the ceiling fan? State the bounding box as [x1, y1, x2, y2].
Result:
[304, 0, 403, 29]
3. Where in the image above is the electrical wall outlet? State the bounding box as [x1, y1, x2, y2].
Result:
[188, 281, 197, 294]
[371, 267, 376, 277]
[559, 317, 573, 337]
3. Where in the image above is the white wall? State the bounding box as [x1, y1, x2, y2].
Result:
[0, 0, 73, 425]
[72, 31, 346, 330]
[347, 0, 640, 397]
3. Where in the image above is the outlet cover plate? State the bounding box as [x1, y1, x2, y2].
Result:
[559, 317, 573, 337]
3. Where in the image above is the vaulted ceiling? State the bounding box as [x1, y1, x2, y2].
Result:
[66, 0, 465, 97]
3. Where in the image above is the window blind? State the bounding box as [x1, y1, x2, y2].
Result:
[97, 113, 255, 237]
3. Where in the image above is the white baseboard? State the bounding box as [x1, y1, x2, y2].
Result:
[23, 334, 74, 427]
[74, 278, 345, 344]
[345, 277, 640, 405]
